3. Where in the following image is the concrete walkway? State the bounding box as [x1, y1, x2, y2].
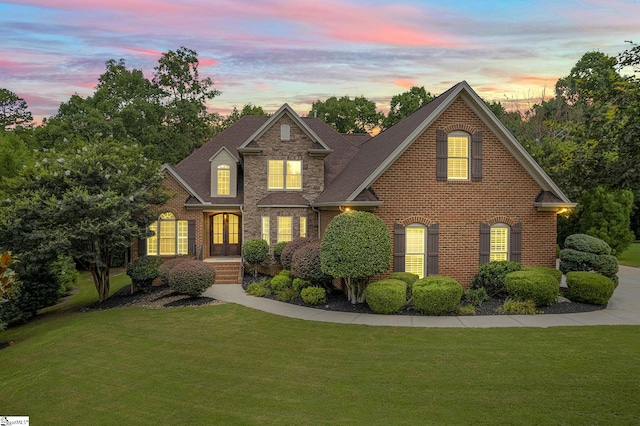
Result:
[203, 265, 640, 328]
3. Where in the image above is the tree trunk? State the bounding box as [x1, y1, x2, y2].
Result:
[91, 265, 111, 303]
[346, 277, 367, 304]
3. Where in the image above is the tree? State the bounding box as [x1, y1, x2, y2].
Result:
[383, 86, 434, 129]
[309, 95, 382, 134]
[241, 239, 269, 277]
[320, 211, 391, 303]
[1, 138, 167, 302]
[215, 103, 269, 133]
[0, 89, 32, 129]
[0, 251, 19, 329]
[0, 131, 32, 187]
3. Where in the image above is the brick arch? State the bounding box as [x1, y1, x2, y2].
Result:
[442, 123, 477, 134]
[400, 216, 435, 227]
[485, 215, 517, 227]
[156, 209, 180, 220]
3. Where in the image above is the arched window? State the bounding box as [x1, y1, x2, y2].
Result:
[405, 224, 427, 278]
[490, 223, 509, 261]
[217, 164, 231, 195]
[147, 212, 189, 256]
[447, 131, 470, 180]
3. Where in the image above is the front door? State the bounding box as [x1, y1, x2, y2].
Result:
[210, 213, 241, 256]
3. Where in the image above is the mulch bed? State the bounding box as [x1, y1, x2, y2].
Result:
[243, 274, 606, 316]
[85, 284, 222, 310]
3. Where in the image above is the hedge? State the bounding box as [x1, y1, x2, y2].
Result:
[412, 276, 463, 315]
[168, 260, 216, 297]
[269, 272, 292, 292]
[504, 270, 559, 306]
[470, 261, 521, 297]
[564, 234, 612, 255]
[364, 279, 407, 314]
[565, 271, 615, 305]
[126, 255, 164, 292]
[280, 238, 314, 270]
[158, 257, 190, 286]
[521, 266, 562, 284]
[301, 287, 326, 305]
[559, 248, 619, 285]
[291, 241, 331, 284]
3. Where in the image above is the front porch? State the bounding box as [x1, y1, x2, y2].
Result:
[203, 256, 243, 284]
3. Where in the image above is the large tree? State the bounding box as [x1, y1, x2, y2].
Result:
[0, 89, 32, 130]
[214, 103, 269, 134]
[309, 95, 382, 134]
[1, 138, 167, 302]
[383, 86, 434, 129]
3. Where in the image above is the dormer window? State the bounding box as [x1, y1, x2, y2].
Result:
[217, 165, 231, 195]
[280, 124, 290, 141]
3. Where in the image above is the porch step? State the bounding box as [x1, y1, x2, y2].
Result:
[208, 261, 243, 284]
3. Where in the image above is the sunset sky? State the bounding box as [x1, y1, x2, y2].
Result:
[1, 0, 639, 123]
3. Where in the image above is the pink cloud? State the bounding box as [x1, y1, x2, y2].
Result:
[394, 79, 417, 89]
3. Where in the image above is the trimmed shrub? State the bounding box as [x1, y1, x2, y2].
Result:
[470, 261, 521, 297]
[242, 239, 269, 277]
[292, 277, 312, 293]
[168, 260, 216, 297]
[559, 248, 619, 286]
[275, 287, 297, 302]
[521, 266, 562, 284]
[291, 241, 331, 284]
[273, 241, 288, 265]
[247, 279, 271, 297]
[389, 271, 419, 299]
[158, 257, 190, 286]
[565, 271, 615, 305]
[279, 269, 292, 278]
[564, 234, 612, 255]
[502, 298, 536, 315]
[412, 276, 463, 315]
[301, 286, 327, 305]
[269, 273, 292, 292]
[281, 237, 314, 270]
[464, 288, 490, 306]
[126, 255, 164, 292]
[504, 271, 559, 306]
[364, 279, 407, 314]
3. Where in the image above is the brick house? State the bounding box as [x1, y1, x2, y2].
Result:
[138, 81, 574, 286]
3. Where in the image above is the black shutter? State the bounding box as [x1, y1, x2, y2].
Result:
[427, 223, 439, 275]
[480, 223, 490, 264]
[436, 129, 448, 181]
[188, 220, 196, 256]
[471, 131, 483, 181]
[138, 238, 146, 257]
[393, 222, 406, 272]
[510, 222, 522, 263]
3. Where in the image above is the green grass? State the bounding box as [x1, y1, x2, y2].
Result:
[618, 242, 640, 267]
[1, 274, 639, 424]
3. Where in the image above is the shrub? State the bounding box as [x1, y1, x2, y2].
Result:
[521, 266, 562, 284]
[281, 237, 314, 270]
[269, 273, 292, 292]
[564, 234, 612, 255]
[504, 271, 559, 306]
[158, 257, 190, 286]
[275, 287, 297, 302]
[242, 239, 269, 277]
[301, 286, 326, 305]
[559, 248, 619, 285]
[565, 271, 615, 305]
[412, 276, 463, 315]
[389, 272, 419, 299]
[279, 269, 292, 278]
[291, 241, 331, 285]
[456, 304, 476, 315]
[247, 279, 271, 297]
[464, 288, 490, 306]
[320, 211, 392, 304]
[470, 261, 521, 297]
[292, 277, 312, 293]
[50, 255, 78, 296]
[168, 260, 216, 297]
[364, 279, 407, 314]
[273, 241, 288, 265]
[502, 298, 536, 315]
[126, 255, 164, 292]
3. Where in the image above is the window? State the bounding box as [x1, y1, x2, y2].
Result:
[490, 224, 509, 261]
[299, 216, 307, 238]
[280, 124, 290, 141]
[217, 165, 230, 195]
[262, 216, 270, 244]
[447, 133, 469, 180]
[268, 160, 302, 190]
[405, 224, 426, 278]
[277, 216, 292, 243]
[147, 212, 189, 256]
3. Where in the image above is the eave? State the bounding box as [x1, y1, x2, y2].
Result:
[534, 202, 577, 212]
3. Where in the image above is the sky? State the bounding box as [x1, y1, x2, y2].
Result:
[1, 0, 639, 124]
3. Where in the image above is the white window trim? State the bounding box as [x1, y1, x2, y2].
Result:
[262, 216, 270, 245]
[147, 212, 189, 256]
[405, 224, 427, 278]
[268, 159, 302, 191]
[447, 131, 470, 181]
[490, 223, 510, 262]
[277, 216, 293, 243]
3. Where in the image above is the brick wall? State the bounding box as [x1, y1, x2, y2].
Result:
[371, 96, 558, 287]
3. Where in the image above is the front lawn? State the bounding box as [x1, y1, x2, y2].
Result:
[618, 242, 640, 267]
[1, 276, 639, 424]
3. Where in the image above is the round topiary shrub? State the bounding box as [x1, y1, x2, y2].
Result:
[126, 255, 164, 292]
[565, 271, 615, 305]
[521, 266, 562, 284]
[301, 286, 326, 305]
[291, 241, 331, 285]
[364, 279, 407, 314]
[242, 238, 270, 277]
[504, 270, 559, 306]
[269, 272, 292, 291]
[389, 271, 420, 299]
[168, 260, 216, 297]
[470, 261, 521, 297]
[412, 276, 463, 315]
[280, 237, 314, 270]
[158, 257, 190, 286]
[564, 234, 612, 255]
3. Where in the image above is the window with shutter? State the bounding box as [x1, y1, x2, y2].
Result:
[480, 222, 520, 264]
[393, 223, 406, 272]
[427, 223, 439, 275]
[437, 130, 483, 181]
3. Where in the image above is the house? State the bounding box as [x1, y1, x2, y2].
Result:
[137, 81, 575, 286]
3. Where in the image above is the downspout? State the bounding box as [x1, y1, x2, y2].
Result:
[240, 204, 245, 277]
[311, 206, 321, 239]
